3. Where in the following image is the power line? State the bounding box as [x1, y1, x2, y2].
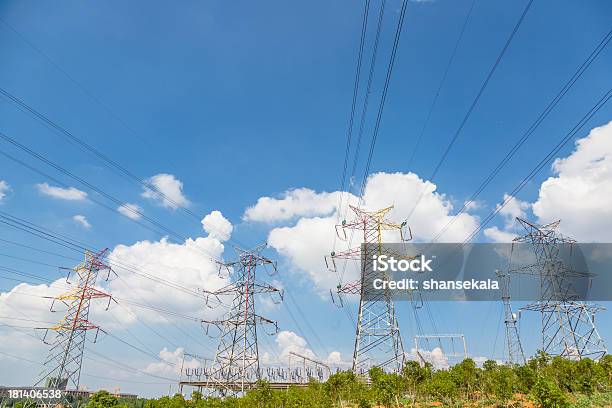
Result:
[460, 86, 612, 244]
[359, 0, 409, 198]
[337, 0, 371, 217]
[406, 0, 477, 168]
[428, 27, 612, 243]
[405, 0, 534, 222]
[0, 16, 181, 173]
[0, 132, 213, 256]
[348, 0, 387, 199]
[0, 218, 224, 355]
[0, 53, 327, 364]
[0, 234, 218, 353]
[0, 212, 216, 300]
[0, 86, 241, 247]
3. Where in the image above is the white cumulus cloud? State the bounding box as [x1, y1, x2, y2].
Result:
[72, 214, 91, 229]
[275, 330, 316, 362]
[36, 183, 87, 201]
[244, 188, 351, 223]
[201, 210, 233, 242]
[483, 226, 517, 243]
[497, 193, 530, 228]
[531, 120, 612, 241]
[144, 347, 201, 377]
[260, 172, 480, 292]
[108, 234, 230, 323]
[0, 180, 10, 202]
[117, 203, 143, 220]
[142, 173, 189, 209]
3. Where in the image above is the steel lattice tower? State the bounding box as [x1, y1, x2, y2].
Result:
[35, 249, 114, 390]
[514, 217, 607, 360]
[495, 270, 525, 365]
[201, 245, 283, 396]
[327, 205, 409, 374]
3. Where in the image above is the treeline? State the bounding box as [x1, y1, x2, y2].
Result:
[7, 353, 612, 408]
[145, 353, 612, 407]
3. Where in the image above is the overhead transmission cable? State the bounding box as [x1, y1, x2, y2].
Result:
[405, 0, 534, 223]
[336, 0, 372, 223]
[0, 16, 181, 172]
[428, 26, 612, 243]
[460, 87, 612, 244]
[406, 0, 477, 168]
[0, 86, 238, 247]
[358, 0, 409, 199]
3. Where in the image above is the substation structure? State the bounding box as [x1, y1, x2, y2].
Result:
[179, 352, 333, 393]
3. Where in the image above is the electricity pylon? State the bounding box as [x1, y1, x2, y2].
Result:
[495, 270, 525, 365]
[201, 245, 283, 396]
[36, 249, 115, 390]
[326, 205, 410, 374]
[513, 218, 607, 360]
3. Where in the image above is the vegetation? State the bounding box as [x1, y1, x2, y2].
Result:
[3, 353, 611, 408]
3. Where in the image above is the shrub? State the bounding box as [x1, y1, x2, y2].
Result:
[531, 377, 569, 408]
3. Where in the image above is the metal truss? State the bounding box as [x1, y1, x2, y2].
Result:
[201, 245, 283, 396]
[496, 270, 526, 365]
[35, 249, 115, 390]
[513, 217, 607, 360]
[413, 334, 467, 367]
[326, 205, 410, 374]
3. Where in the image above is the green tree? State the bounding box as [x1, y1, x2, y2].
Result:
[190, 391, 202, 403]
[424, 370, 459, 405]
[324, 370, 363, 405]
[86, 391, 119, 408]
[598, 354, 612, 386]
[449, 358, 479, 400]
[401, 361, 431, 404]
[531, 377, 569, 408]
[369, 367, 403, 407]
[573, 358, 606, 394]
[487, 364, 517, 403]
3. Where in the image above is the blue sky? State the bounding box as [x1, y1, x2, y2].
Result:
[0, 0, 611, 397]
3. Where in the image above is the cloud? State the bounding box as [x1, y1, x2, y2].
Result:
[409, 347, 449, 370]
[142, 174, 189, 209]
[0, 180, 10, 202]
[483, 226, 517, 243]
[0, 280, 65, 324]
[0, 276, 138, 372]
[273, 330, 345, 366]
[117, 203, 143, 220]
[36, 183, 87, 201]
[0, 209, 233, 375]
[463, 200, 483, 211]
[244, 188, 351, 223]
[325, 351, 350, 368]
[531, 120, 612, 241]
[201, 211, 233, 242]
[269, 216, 343, 291]
[73, 215, 91, 230]
[275, 330, 316, 362]
[0, 210, 232, 388]
[261, 172, 479, 292]
[107, 232, 230, 323]
[497, 194, 530, 228]
[144, 347, 201, 377]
